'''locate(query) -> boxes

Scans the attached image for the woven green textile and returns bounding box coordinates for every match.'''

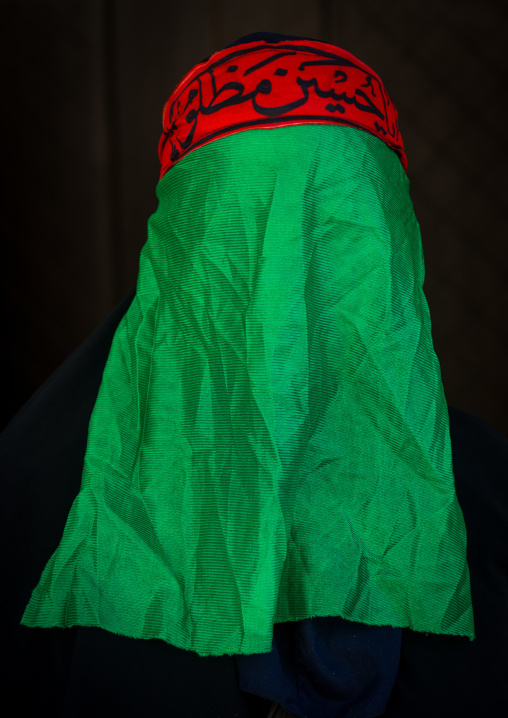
[22,125,474,655]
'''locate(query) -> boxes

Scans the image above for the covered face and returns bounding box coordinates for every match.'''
[22,36,473,656]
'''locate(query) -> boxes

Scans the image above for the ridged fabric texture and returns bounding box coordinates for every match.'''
[22,124,474,655]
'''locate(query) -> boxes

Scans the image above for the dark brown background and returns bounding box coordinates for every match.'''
[2,0,507,435]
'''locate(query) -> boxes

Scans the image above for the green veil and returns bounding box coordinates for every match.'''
[22,124,474,655]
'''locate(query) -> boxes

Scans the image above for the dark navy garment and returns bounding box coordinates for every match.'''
[226,31,312,47]
[237,618,401,718]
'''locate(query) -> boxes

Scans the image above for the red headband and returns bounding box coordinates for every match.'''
[159,39,407,178]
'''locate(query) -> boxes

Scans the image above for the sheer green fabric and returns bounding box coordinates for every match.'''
[22,125,474,655]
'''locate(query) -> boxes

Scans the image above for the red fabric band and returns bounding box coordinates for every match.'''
[159,39,407,178]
